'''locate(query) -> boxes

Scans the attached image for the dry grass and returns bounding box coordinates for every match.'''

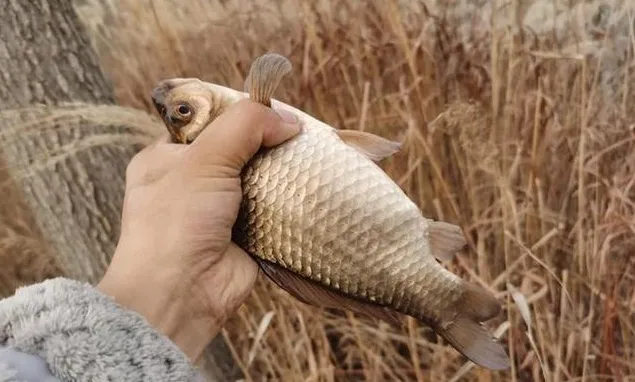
[0,102,163,292]
[0,159,62,295]
[71,0,635,380]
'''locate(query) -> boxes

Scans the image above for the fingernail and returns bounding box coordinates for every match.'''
[275,109,299,124]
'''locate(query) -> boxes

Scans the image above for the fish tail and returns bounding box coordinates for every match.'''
[435,281,510,370]
[455,280,502,321]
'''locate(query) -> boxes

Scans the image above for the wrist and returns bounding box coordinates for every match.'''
[97,256,219,362]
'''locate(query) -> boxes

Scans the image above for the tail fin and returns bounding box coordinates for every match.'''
[437,281,509,370]
[458,281,502,322]
[437,316,510,370]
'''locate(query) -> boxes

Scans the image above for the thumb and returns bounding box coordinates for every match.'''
[186,99,301,176]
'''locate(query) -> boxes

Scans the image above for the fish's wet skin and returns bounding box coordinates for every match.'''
[151,53,510,370]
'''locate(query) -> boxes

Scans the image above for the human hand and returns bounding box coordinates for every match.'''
[97,99,302,362]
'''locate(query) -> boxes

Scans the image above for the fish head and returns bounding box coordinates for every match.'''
[152,53,297,144]
[150,78,245,144]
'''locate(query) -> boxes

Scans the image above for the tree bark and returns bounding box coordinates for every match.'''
[0,1,240,380]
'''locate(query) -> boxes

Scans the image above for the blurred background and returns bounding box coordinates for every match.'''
[0,0,634,380]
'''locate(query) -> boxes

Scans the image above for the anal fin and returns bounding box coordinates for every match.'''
[256,258,403,327]
[429,221,467,262]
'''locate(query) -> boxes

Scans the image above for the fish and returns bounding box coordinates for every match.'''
[150,53,510,370]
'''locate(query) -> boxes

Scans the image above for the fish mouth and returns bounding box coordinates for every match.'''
[151,90,166,115]
[150,81,175,119]
[182,128,202,144]
[153,101,167,121]
[151,83,182,142]
[165,124,199,144]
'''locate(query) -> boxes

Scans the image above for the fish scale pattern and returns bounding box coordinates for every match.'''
[235,121,465,322]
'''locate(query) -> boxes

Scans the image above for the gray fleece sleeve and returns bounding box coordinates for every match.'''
[0,278,206,382]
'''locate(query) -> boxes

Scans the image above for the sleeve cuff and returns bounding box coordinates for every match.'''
[0,277,204,381]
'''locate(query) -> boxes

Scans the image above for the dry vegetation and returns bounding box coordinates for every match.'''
[43,0,635,380]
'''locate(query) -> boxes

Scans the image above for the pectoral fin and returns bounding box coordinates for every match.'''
[336,129,402,161]
[256,258,403,327]
[428,221,467,262]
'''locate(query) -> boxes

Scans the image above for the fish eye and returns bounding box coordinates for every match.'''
[176,104,191,117]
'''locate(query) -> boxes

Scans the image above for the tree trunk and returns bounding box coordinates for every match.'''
[0,1,240,380]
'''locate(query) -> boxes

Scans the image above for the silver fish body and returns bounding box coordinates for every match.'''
[234,103,463,323]
[151,53,510,370]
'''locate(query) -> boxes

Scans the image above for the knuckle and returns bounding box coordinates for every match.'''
[125,152,146,181]
[126,145,157,180]
[126,142,185,185]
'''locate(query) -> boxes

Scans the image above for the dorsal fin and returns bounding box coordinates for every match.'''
[244,54,402,163]
[244,53,292,107]
[428,221,467,262]
[336,129,401,161]
[256,258,403,327]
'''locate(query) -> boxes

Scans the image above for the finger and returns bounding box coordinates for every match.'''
[224,242,260,288]
[217,242,259,311]
[263,108,302,147]
[197,242,259,320]
[186,99,302,176]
